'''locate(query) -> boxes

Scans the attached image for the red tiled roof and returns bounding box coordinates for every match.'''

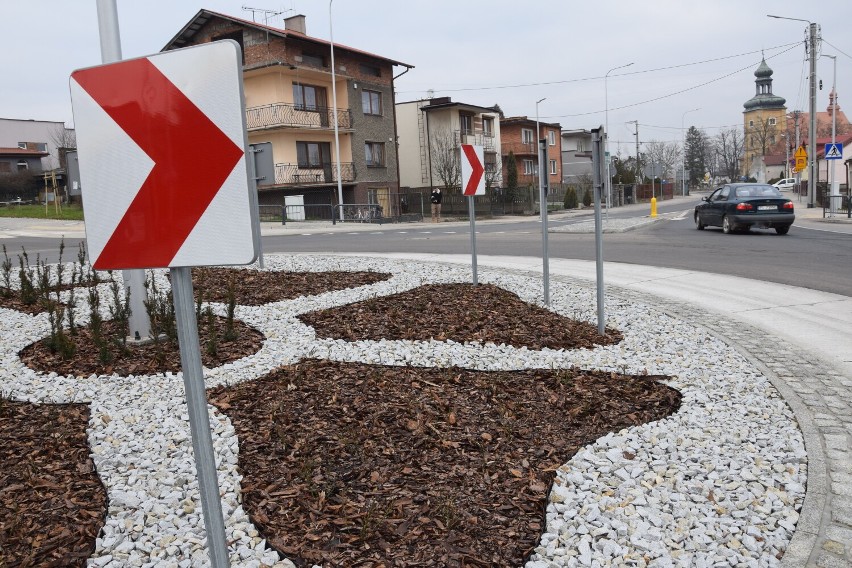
[164,9,414,69]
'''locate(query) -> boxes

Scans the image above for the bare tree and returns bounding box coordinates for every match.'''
[429,127,461,191]
[714,127,745,182]
[746,116,778,158]
[484,153,502,191]
[49,125,76,171]
[644,140,680,180]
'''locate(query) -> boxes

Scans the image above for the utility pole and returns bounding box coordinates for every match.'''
[628,120,640,182]
[807,22,819,208]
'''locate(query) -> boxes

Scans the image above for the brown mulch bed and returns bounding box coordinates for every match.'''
[299,283,622,350]
[19,316,265,377]
[0,290,54,315]
[0,400,107,567]
[3,267,677,566]
[192,267,392,305]
[209,360,681,567]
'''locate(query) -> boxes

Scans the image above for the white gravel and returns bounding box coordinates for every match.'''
[0,254,806,567]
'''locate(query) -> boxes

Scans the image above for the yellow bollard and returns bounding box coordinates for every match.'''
[651,197,657,217]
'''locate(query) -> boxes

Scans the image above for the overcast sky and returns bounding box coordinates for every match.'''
[3,1,851,156]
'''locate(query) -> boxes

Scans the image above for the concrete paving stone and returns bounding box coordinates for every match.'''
[832,505,852,528]
[833,483,852,497]
[815,552,852,568]
[825,525,852,545]
[823,540,848,556]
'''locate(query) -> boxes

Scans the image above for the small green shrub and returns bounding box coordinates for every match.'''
[563,187,578,209]
[582,188,592,207]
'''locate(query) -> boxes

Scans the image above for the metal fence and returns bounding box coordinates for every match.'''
[245,103,352,131]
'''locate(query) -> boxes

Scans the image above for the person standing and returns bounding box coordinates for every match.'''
[430,187,442,223]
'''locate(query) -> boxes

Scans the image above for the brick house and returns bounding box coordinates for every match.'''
[163,10,413,216]
[499,116,562,190]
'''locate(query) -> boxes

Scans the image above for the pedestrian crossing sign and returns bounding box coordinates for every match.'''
[825,143,843,160]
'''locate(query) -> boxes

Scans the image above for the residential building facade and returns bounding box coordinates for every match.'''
[561,129,593,186]
[396,97,502,192]
[164,10,412,215]
[499,117,562,191]
[0,118,74,200]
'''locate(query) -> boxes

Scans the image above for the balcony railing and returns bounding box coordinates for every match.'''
[501,141,538,156]
[454,130,496,150]
[246,103,352,131]
[272,162,355,185]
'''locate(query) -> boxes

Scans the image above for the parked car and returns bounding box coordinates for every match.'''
[773,178,796,191]
[694,183,795,235]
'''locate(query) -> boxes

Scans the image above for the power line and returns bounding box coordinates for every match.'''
[821,38,852,60]
[396,41,801,95]
[545,44,800,119]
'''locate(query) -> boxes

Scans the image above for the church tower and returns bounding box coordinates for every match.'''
[743,57,787,178]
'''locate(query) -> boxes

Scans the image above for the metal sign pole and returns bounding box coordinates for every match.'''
[591,127,606,336]
[247,145,265,269]
[171,267,230,567]
[95,0,151,342]
[468,195,478,285]
[538,139,550,306]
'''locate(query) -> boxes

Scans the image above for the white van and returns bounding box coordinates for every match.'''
[773,178,796,191]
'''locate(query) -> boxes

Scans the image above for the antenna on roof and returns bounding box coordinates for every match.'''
[426,89,435,99]
[241,5,293,26]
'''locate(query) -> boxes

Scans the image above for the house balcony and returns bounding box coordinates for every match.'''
[271,162,356,186]
[454,130,496,151]
[246,103,353,132]
[502,141,538,156]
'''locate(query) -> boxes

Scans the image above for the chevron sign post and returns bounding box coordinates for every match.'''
[460,143,485,284]
[70,40,258,567]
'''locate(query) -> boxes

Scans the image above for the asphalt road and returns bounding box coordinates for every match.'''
[259,198,852,297]
[3,196,850,296]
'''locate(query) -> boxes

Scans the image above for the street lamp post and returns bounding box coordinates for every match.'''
[768,15,819,208]
[329,0,344,212]
[536,97,546,221]
[823,54,838,214]
[605,62,634,214]
[681,107,700,196]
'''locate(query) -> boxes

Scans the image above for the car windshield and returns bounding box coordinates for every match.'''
[734,186,782,198]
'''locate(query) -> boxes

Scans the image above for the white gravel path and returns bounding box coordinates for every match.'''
[0,254,805,567]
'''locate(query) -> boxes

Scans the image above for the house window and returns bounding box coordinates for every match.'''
[749,120,754,127]
[296,141,330,168]
[365,142,385,167]
[359,63,381,77]
[484,152,497,172]
[459,113,473,136]
[576,140,586,152]
[521,128,534,144]
[17,142,27,149]
[362,90,382,115]
[769,117,777,126]
[293,83,327,111]
[483,117,494,137]
[17,160,28,171]
[548,131,556,146]
[550,159,557,175]
[523,159,535,175]
[301,52,325,68]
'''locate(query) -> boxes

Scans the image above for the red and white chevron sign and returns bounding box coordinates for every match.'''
[461,144,485,196]
[70,41,257,270]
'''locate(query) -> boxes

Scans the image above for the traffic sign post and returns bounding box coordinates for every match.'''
[460,144,484,285]
[825,143,843,160]
[794,146,807,174]
[71,40,258,568]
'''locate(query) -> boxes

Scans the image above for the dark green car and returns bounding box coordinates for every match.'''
[695,183,795,235]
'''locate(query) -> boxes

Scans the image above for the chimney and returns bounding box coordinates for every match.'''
[284,14,306,34]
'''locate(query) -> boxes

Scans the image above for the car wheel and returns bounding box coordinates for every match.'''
[695,212,705,230]
[722,215,734,234]
[775,225,790,235]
